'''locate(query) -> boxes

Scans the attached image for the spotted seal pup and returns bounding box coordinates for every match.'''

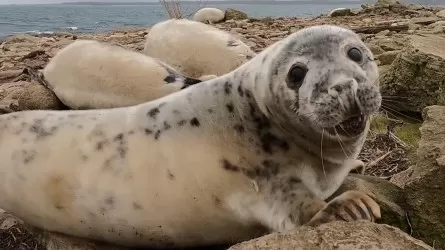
[143,18,256,79]
[0,25,381,248]
[38,39,211,110]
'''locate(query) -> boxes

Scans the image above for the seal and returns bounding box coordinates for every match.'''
[193,7,226,24]
[39,39,206,110]
[0,25,382,248]
[143,18,256,79]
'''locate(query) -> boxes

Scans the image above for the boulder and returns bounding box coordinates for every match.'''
[0,81,30,114]
[436,9,445,18]
[225,8,248,21]
[228,221,433,250]
[391,105,445,249]
[17,83,66,111]
[379,34,445,113]
[328,8,353,17]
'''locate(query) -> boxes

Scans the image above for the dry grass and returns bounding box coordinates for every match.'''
[158,0,208,19]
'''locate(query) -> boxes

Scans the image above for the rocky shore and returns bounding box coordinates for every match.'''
[1,0,445,249]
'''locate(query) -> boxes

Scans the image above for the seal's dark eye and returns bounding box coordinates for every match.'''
[287,64,307,88]
[347,47,363,63]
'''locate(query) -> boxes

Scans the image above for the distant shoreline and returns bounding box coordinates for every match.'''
[58,1,365,5]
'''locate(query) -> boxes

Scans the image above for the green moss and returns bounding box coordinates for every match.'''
[369,114,389,134]
[394,123,422,149]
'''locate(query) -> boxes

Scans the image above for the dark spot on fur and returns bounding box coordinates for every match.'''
[234,124,245,134]
[155,130,161,140]
[227,40,238,47]
[221,159,240,172]
[260,133,290,154]
[173,110,180,115]
[104,196,115,208]
[237,84,244,97]
[167,170,175,180]
[144,128,153,135]
[207,108,214,114]
[96,140,108,151]
[190,118,200,127]
[148,108,160,119]
[213,196,222,206]
[226,103,234,113]
[133,202,143,210]
[224,82,232,95]
[177,120,186,126]
[164,75,176,83]
[163,121,171,130]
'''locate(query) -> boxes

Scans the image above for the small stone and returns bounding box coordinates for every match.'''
[376,29,391,37]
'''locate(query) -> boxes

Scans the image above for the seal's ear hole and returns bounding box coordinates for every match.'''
[286,63,308,89]
[347,47,363,63]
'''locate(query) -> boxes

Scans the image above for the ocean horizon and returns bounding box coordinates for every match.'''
[0,1,443,40]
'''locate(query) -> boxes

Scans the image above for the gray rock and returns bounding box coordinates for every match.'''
[228,221,433,250]
[379,34,445,113]
[391,105,445,249]
[225,8,248,20]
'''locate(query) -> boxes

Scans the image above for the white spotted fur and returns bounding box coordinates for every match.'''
[143,18,256,78]
[0,25,381,248]
[42,39,204,109]
[193,7,225,24]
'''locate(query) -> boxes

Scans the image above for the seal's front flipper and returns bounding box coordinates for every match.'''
[304,190,381,227]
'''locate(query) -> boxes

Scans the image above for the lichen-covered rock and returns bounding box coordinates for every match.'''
[329,174,411,233]
[228,221,433,250]
[18,83,66,111]
[391,105,445,249]
[379,34,445,113]
[225,8,248,20]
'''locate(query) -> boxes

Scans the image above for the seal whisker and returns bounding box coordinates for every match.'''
[320,128,328,183]
[380,104,422,122]
[334,127,353,159]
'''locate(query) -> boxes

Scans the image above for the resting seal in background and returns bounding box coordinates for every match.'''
[0,25,381,248]
[143,18,256,79]
[38,39,210,110]
[193,7,226,24]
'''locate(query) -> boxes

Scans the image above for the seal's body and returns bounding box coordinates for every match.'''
[41,39,203,109]
[193,7,226,24]
[0,25,381,248]
[143,19,256,79]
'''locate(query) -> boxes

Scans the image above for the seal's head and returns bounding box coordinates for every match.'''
[262,25,381,139]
